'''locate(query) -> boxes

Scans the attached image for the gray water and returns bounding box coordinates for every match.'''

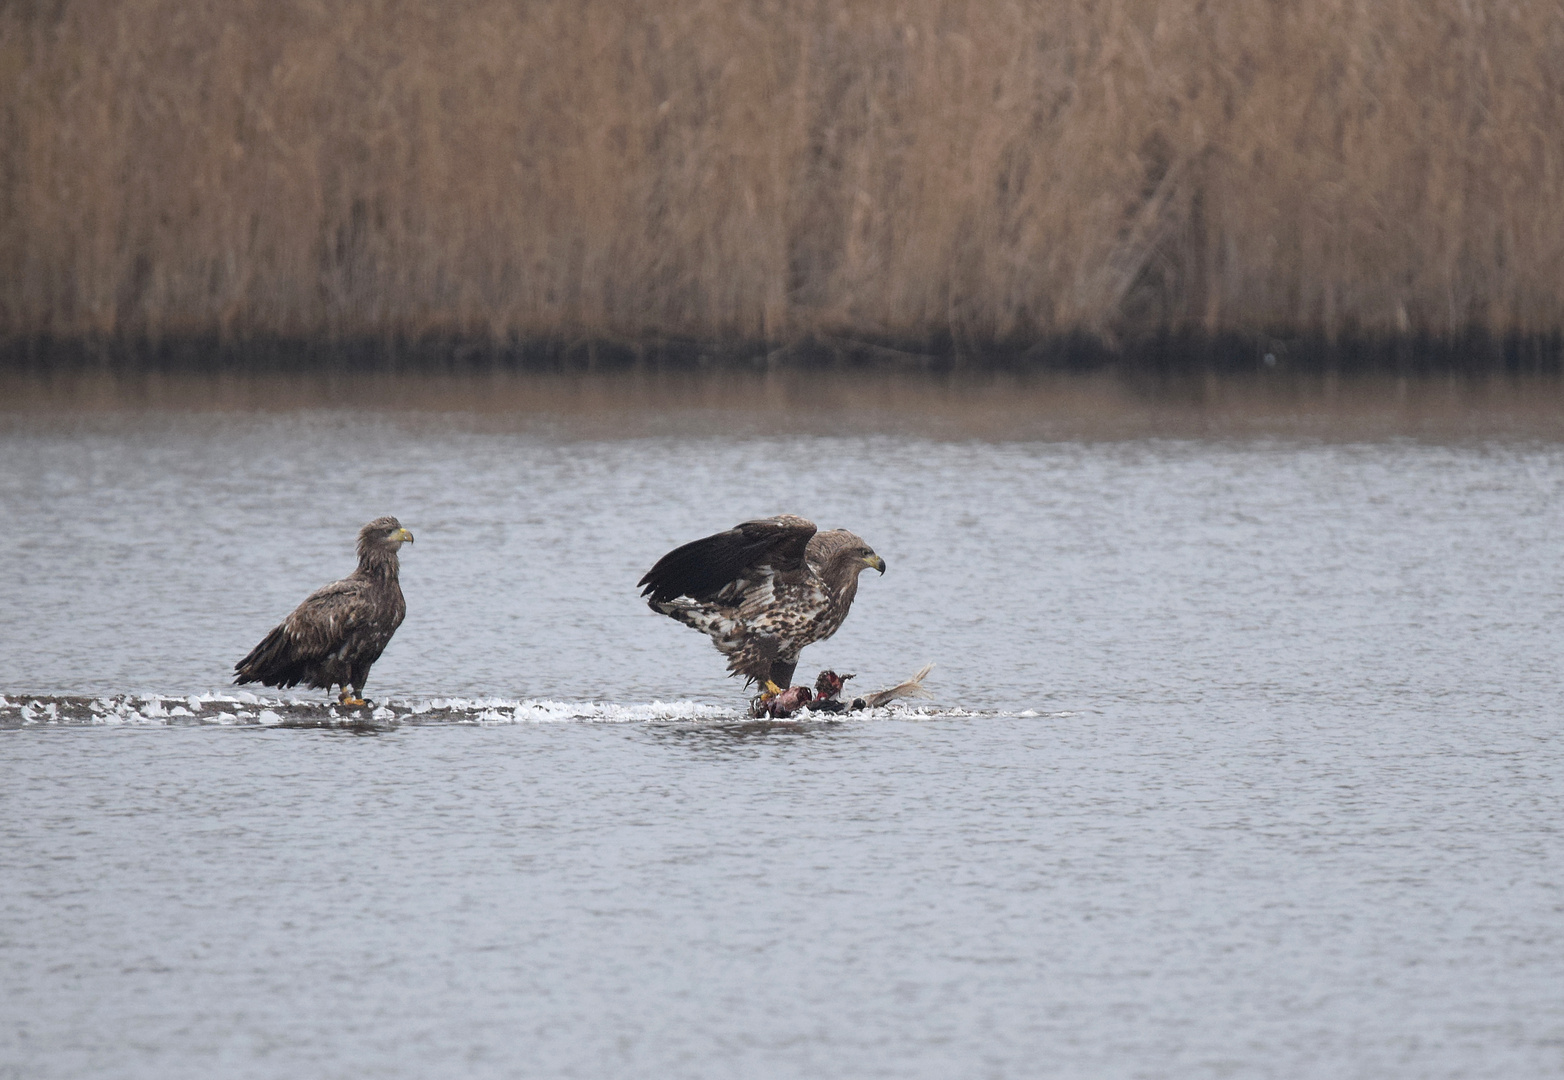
[2,374,1562,1077]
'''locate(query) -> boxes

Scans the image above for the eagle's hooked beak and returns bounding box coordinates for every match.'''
[396,527,415,544]
[863,553,886,574]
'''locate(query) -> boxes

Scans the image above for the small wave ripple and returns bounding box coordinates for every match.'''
[0,693,981,728]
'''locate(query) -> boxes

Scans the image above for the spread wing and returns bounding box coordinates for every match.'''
[638,515,817,604]
[234,577,392,686]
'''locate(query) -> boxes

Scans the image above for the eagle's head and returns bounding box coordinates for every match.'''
[357,516,415,559]
[828,536,886,575]
[810,530,886,591]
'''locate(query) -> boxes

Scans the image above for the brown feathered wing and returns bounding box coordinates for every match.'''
[234,577,406,692]
[638,516,816,605]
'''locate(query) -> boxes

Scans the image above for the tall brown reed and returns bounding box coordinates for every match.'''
[2,0,1562,346]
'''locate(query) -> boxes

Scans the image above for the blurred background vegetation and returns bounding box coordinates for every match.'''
[2,0,1562,370]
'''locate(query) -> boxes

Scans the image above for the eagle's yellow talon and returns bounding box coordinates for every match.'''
[761,680,783,699]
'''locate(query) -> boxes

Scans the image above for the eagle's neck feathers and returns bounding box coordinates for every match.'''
[820,556,862,609]
[354,546,401,583]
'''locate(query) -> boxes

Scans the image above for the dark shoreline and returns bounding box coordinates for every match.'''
[5,357,1561,444]
[3,328,1562,377]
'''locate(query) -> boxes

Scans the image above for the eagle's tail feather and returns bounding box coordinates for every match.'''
[234,625,312,688]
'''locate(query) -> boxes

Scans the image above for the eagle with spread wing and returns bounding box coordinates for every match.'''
[638,515,886,694]
[234,517,413,706]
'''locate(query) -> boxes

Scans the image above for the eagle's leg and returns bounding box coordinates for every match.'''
[339,663,373,708]
[767,659,798,692]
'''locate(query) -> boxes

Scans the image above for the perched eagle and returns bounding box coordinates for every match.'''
[234,517,414,706]
[638,515,886,693]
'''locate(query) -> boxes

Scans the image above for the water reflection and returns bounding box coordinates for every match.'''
[4,368,1563,442]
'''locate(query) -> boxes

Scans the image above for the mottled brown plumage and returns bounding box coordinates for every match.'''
[638,515,886,690]
[234,517,413,705]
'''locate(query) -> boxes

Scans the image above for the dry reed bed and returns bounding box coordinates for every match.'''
[2,0,1562,347]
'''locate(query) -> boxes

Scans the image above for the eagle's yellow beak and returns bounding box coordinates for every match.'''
[396,528,415,544]
[863,553,886,574]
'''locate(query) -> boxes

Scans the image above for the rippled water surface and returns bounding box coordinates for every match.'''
[3,373,1562,1078]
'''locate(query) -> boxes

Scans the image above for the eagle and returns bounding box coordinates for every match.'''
[638,515,886,694]
[234,516,414,706]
